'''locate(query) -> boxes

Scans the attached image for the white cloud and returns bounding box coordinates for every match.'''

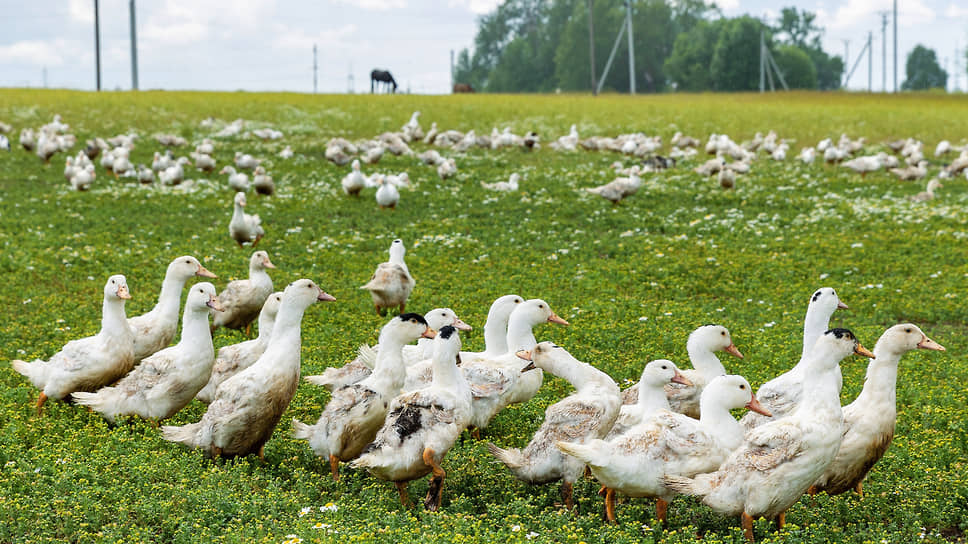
[273,24,358,51]
[69,0,94,23]
[945,3,968,18]
[820,0,935,31]
[448,0,502,15]
[333,0,406,10]
[714,0,740,11]
[0,39,69,66]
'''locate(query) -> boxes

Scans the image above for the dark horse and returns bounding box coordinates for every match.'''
[370,69,398,93]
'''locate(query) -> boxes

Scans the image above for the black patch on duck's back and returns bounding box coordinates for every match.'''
[398,313,428,325]
[392,404,424,439]
[826,328,855,340]
[438,325,457,339]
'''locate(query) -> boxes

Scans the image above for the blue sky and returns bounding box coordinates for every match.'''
[0,0,966,93]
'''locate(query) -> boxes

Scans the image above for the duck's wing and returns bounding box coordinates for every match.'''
[362,263,408,292]
[461,361,513,399]
[543,397,608,441]
[737,420,805,472]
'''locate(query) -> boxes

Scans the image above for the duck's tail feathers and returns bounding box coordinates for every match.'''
[11,359,49,389]
[161,423,202,448]
[486,442,525,470]
[662,474,706,496]
[555,440,597,466]
[290,418,315,441]
[585,187,602,195]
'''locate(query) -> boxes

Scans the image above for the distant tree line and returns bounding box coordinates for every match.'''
[453,1,845,93]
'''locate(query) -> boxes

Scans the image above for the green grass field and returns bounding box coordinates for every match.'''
[1,90,966,544]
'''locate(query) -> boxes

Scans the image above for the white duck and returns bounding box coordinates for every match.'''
[459,294,524,362]
[162,279,335,459]
[910,178,942,201]
[341,159,366,196]
[252,166,275,195]
[586,167,642,204]
[229,192,265,247]
[73,283,223,424]
[481,173,520,192]
[70,164,96,191]
[233,152,260,170]
[278,145,294,159]
[810,324,944,498]
[487,342,620,510]
[461,299,569,435]
[304,307,471,391]
[352,325,471,510]
[605,360,691,440]
[12,275,135,414]
[437,158,457,180]
[128,256,216,363]
[361,239,415,315]
[621,325,744,419]
[561,375,771,523]
[220,166,250,192]
[291,313,434,480]
[211,251,275,336]
[196,291,283,403]
[664,329,874,542]
[375,176,400,209]
[741,287,848,430]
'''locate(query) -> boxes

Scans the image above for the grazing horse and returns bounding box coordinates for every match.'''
[453,83,474,93]
[371,70,398,93]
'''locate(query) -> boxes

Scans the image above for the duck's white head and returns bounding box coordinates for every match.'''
[688,325,743,359]
[639,359,691,389]
[168,255,216,281]
[250,250,276,271]
[874,324,945,357]
[809,328,875,370]
[352,159,360,171]
[703,374,771,415]
[282,279,336,311]
[424,308,472,332]
[186,282,223,314]
[808,287,848,315]
[261,291,284,320]
[233,192,247,207]
[516,341,568,372]
[381,312,435,344]
[487,294,523,321]
[509,173,521,184]
[927,178,943,191]
[510,299,569,328]
[105,274,131,301]
[388,238,406,260]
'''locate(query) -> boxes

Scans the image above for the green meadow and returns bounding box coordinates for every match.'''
[0,90,966,543]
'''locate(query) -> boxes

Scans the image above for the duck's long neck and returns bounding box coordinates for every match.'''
[483,311,510,355]
[101,297,130,339]
[698,398,744,450]
[372,334,409,391]
[254,311,276,349]
[637,383,671,414]
[852,349,900,409]
[432,350,465,391]
[179,308,214,354]
[687,344,725,380]
[232,203,245,222]
[548,355,607,393]
[248,266,272,291]
[801,305,832,361]
[264,306,307,375]
[795,352,843,416]
[153,272,187,321]
[506,316,538,353]
[388,248,409,275]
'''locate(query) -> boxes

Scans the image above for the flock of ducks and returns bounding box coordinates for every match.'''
[4,112,960,541]
[9,236,946,540]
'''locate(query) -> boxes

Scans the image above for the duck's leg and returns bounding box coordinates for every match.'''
[855,481,864,499]
[329,455,340,481]
[245,323,253,338]
[561,481,574,511]
[252,234,263,247]
[422,448,446,511]
[471,428,481,440]
[394,482,411,508]
[36,392,48,416]
[655,498,668,523]
[604,488,616,524]
[212,446,223,459]
[776,512,785,530]
[741,512,755,542]
[398,303,406,314]
[257,446,265,462]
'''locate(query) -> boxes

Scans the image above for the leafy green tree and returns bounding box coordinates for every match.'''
[902,44,947,90]
[664,19,725,91]
[774,45,817,89]
[710,16,770,91]
[772,6,842,89]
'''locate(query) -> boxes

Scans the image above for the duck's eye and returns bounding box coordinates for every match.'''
[661,365,668,370]
[516,299,522,303]
[905,328,912,333]
[411,319,417,324]
[740,384,746,390]
[721,331,726,336]
[539,304,544,309]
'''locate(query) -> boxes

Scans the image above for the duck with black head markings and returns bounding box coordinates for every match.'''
[292,313,433,480]
[352,325,471,511]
